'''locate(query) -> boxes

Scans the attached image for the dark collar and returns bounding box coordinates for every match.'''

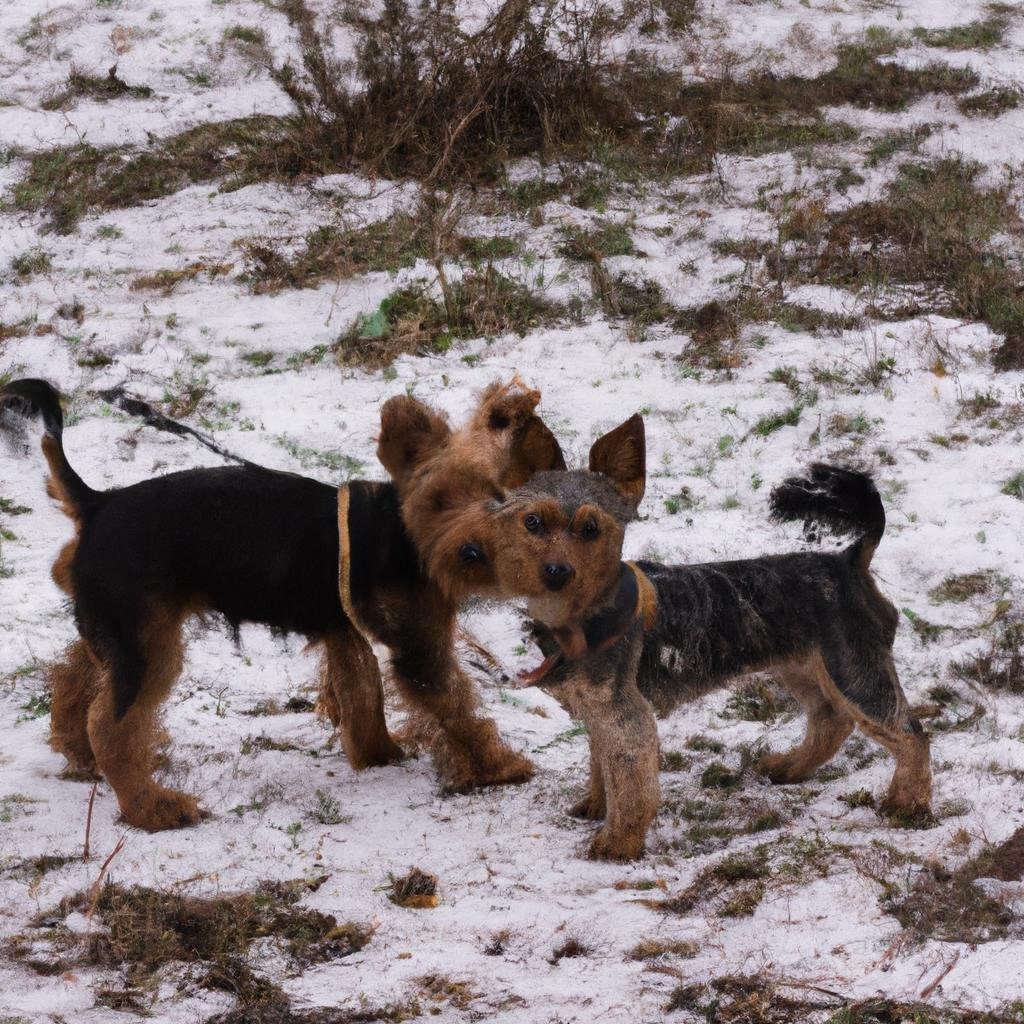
[517,563,656,686]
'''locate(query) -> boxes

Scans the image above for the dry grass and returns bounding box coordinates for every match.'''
[722,677,794,723]
[7,878,373,1019]
[757,159,1024,369]
[881,842,1022,944]
[548,934,592,963]
[639,44,975,174]
[131,261,232,295]
[240,213,431,294]
[958,85,1023,117]
[662,847,770,917]
[557,220,635,262]
[912,10,1012,50]
[388,867,439,909]
[627,937,698,960]
[335,268,565,367]
[207,999,422,1024]
[40,64,152,110]
[11,3,987,233]
[929,571,998,603]
[416,973,477,1009]
[665,973,1024,1023]
[952,613,1024,695]
[12,117,301,233]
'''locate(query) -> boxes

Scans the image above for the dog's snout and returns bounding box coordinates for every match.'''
[542,563,575,591]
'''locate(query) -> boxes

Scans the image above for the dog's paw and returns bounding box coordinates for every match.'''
[121,787,206,831]
[879,798,937,830]
[756,751,810,785]
[479,750,535,787]
[587,827,645,862]
[568,795,606,820]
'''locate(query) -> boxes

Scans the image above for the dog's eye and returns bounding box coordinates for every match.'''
[458,543,484,564]
[580,520,599,538]
[524,513,542,533]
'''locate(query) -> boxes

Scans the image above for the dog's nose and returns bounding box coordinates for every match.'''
[542,563,575,591]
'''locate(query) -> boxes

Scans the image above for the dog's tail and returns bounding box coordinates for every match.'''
[769,462,885,571]
[0,378,100,521]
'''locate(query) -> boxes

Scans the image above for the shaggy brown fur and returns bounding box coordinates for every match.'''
[2,378,560,830]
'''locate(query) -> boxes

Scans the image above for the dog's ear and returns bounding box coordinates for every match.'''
[474,378,566,487]
[503,417,567,487]
[377,395,451,489]
[473,378,542,434]
[588,414,646,508]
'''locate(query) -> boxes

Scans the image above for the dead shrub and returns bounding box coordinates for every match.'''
[599,272,674,323]
[13,3,985,234]
[674,300,742,369]
[276,0,631,183]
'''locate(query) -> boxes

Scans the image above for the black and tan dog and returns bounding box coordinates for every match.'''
[0,378,563,830]
[395,414,931,861]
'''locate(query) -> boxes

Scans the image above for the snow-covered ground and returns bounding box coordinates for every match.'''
[2,1,1024,1020]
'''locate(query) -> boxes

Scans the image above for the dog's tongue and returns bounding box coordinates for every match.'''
[515,625,587,687]
[515,651,562,687]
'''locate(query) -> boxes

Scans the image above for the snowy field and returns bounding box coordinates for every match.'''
[2,0,1024,1021]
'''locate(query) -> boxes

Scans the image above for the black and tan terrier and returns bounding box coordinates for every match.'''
[400,414,931,861]
[0,377,562,831]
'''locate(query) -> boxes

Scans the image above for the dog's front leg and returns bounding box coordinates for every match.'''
[568,740,606,821]
[570,679,660,862]
[375,590,534,790]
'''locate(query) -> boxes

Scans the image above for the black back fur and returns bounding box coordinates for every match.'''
[0,378,403,719]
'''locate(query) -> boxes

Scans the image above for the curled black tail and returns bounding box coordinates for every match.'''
[0,378,98,519]
[769,462,884,569]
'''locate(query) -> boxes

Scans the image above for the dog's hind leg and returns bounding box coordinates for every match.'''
[757,657,855,784]
[859,714,932,821]
[819,650,932,819]
[319,623,404,768]
[86,608,203,831]
[49,639,103,777]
